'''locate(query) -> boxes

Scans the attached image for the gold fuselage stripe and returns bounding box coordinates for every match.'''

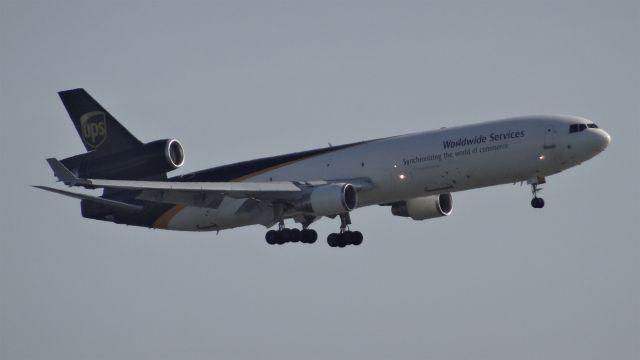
[153,204,188,229]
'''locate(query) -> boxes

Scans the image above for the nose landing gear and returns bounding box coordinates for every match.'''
[529,177,545,209]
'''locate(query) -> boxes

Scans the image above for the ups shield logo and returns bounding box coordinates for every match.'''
[79,111,107,148]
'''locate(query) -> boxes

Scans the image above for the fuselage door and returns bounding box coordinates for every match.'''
[543,125,556,149]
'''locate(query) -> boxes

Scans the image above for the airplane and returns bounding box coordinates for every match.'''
[37,88,611,247]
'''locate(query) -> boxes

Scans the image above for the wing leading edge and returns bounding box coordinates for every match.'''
[43,158,303,203]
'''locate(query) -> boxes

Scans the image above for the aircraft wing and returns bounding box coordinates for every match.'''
[42,158,373,208]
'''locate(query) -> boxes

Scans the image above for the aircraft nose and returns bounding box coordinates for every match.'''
[591,129,611,153]
[598,129,611,149]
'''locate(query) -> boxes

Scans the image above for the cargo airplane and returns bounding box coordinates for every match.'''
[37,89,611,247]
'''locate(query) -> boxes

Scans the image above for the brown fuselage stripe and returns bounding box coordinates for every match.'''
[231,155,318,182]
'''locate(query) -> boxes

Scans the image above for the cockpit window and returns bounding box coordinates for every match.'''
[569,124,588,133]
[587,123,598,129]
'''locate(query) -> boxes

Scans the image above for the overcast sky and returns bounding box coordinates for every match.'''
[1,1,638,359]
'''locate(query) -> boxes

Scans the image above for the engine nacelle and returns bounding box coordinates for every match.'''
[162,139,186,169]
[63,138,185,180]
[391,194,453,220]
[295,183,358,216]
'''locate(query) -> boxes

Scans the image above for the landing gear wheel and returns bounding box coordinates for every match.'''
[340,231,352,246]
[280,228,293,243]
[352,231,363,246]
[327,233,339,247]
[301,229,317,244]
[265,230,278,245]
[531,197,545,209]
[290,228,301,242]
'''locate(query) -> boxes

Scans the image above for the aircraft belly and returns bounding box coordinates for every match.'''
[165,206,210,231]
[166,198,275,231]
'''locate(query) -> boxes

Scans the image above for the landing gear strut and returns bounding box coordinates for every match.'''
[265,221,317,245]
[529,177,545,209]
[327,213,363,247]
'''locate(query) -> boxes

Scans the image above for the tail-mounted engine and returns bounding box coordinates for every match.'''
[61,139,185,180]
[391,193,453,220]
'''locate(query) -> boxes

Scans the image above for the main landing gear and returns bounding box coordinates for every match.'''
[327,213,363,248]
[529,177,545,209]
[265,228,318,245]
[265,214,364,247]
[265,221,317,245]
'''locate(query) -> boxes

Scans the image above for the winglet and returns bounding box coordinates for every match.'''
[45,158,85,186]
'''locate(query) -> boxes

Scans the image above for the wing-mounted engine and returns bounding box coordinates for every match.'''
[391,193,452,220]
[295,183,358,216]
[61,139,185,180]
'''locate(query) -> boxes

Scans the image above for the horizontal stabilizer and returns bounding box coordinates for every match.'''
[33,185,143,212]
[46,158,83,185]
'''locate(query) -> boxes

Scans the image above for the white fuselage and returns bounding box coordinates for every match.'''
[167,115,610,231]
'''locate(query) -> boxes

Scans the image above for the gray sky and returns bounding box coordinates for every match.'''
[1,1,638,359]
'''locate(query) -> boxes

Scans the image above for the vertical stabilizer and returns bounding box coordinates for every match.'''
[58,88,142,153]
